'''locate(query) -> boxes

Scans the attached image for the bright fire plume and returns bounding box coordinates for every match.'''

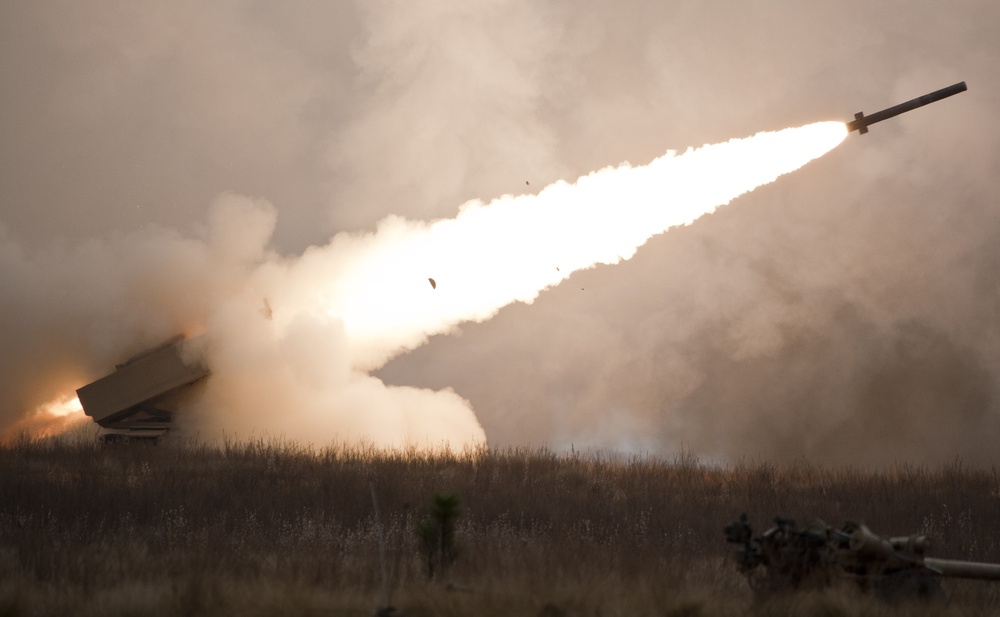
[304,121,848,369]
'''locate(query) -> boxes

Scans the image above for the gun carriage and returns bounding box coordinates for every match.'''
[725,514,1000,600]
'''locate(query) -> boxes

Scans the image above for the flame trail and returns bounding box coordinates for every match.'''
[299,122,848,369]
[188,121,846,448]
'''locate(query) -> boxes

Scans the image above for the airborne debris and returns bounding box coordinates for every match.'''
[428,277,437,289]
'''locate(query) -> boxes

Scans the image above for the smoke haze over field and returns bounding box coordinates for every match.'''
[2,1,999,464]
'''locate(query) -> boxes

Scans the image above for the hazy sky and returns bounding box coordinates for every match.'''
[2,1,998,464]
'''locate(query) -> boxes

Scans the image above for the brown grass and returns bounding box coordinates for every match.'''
[2,433,999,616]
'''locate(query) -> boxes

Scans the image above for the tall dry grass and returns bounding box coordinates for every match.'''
[2,434,999,616]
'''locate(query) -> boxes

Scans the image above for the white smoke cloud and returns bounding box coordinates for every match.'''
[3,0,999,463]
[326,0,565,230]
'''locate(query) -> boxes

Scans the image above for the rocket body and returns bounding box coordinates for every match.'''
[846,82,967,135]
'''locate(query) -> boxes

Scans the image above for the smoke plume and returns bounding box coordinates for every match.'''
[3,0,999,463]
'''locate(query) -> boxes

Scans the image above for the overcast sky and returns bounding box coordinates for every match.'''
[2,1,998,464]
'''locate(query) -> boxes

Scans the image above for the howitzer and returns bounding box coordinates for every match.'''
[724,514,1000,599]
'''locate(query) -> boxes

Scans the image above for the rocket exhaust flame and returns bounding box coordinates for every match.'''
[318,122,848,370]
[6,122,848,448]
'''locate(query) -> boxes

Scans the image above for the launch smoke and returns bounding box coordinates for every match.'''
[1,122,847,449]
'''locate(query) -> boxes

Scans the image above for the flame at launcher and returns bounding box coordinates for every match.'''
[0,394,88,443]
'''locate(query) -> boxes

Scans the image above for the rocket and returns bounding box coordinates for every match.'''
[846,81,967,135]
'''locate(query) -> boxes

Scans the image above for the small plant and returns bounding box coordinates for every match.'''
[415,492,461,580]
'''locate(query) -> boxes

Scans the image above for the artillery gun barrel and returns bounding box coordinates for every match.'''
[924,558,1000,580]
[726,514,1000,597]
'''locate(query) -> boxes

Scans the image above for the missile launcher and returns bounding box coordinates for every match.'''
[76,335,208,442]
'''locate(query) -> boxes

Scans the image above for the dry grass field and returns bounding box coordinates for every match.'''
[2,433,1000,616]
